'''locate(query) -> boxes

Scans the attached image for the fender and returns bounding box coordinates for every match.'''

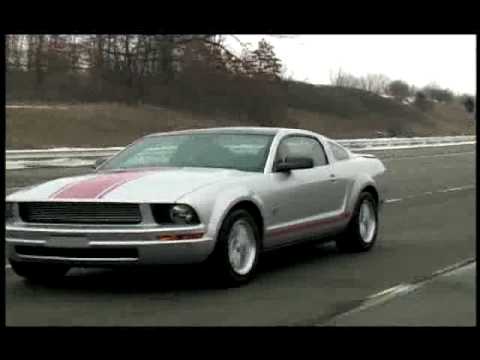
[207,186,267,242]
[345,173,378,216]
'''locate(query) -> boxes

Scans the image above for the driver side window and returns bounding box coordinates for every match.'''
[275,136,328,167]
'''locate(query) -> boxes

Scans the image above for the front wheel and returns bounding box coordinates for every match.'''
[207,209,261,287]
[9,259,70,283]
[336,192,378,252]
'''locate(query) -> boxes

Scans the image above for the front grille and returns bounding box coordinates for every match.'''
[15,246,139,259]
[18,202,142,224]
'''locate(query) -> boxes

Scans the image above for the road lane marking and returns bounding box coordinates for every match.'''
[435,185,474,192]
[365,284,411,298]
[439,185,475,193]
[440,187,462,192]
[318,258,476,326]
[437,185,475,193]
[357,283,422,309]
[385,198,403,203]
[382,151,475,161]
[6,105,69,110]
[385,184,475,204]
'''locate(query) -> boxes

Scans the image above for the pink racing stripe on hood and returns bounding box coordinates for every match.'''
[50,171,152,199]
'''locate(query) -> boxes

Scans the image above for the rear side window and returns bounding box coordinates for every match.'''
[329,141,350,161]
[276,136,328,167]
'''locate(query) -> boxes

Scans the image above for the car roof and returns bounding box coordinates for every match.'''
[146,127,327,139]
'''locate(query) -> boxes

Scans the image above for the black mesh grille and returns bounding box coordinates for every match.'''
[19,202,142,224]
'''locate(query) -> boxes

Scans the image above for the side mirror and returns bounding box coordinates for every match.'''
[275,157,314,172]
[92,158,106,169]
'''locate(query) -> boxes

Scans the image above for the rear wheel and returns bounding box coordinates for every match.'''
[9,259,70,283]
[336,192,378,252]
[208,209,260,287]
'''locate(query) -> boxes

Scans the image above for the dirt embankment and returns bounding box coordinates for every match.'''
[6,89,475,149]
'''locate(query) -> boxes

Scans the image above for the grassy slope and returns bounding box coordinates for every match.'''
[6,85,475,149]
[286,83,473,138]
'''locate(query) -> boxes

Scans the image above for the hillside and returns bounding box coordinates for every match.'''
[6,84,475,149]
[285,83,474,138]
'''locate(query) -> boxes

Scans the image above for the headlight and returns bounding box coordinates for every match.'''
[5,202,15,221]
[169,204,199,225]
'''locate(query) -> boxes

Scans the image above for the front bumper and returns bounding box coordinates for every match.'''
[6,223,215,266]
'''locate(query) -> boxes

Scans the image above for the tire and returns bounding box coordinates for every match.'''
[336,192,378,252]
[207,209,261,287]
[9,259,70,283]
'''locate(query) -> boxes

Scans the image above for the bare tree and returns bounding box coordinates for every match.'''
[7,35,288,119]
[5,35,11,70]
[6,35,25,70]
[330,69,361,88]
[251,39,283,80]
[361,74,390,95]
[34,35,46,90]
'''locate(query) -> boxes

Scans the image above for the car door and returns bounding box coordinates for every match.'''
[264,135,345,248]
[326,140,353,213]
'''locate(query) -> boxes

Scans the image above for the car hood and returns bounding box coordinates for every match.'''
[7,167,252,203]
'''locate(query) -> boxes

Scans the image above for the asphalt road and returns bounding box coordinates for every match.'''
[329,262,475,326]
[5,144,476,326]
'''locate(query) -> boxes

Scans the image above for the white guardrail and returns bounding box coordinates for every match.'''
[5,136,476,161]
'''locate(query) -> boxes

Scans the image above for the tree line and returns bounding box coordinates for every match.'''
[6,35,286,125]
[330,68,475,113]
[6,35,475,119]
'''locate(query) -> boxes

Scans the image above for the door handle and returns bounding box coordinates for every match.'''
[329,174,337,182]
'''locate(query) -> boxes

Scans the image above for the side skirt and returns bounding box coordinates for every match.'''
[261,227,345,253]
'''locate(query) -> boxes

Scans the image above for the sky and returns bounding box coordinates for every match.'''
[224,35,476,95]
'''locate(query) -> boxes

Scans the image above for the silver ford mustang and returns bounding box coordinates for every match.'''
[6,127,387,286]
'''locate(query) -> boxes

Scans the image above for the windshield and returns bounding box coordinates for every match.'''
[99,133,274,172]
